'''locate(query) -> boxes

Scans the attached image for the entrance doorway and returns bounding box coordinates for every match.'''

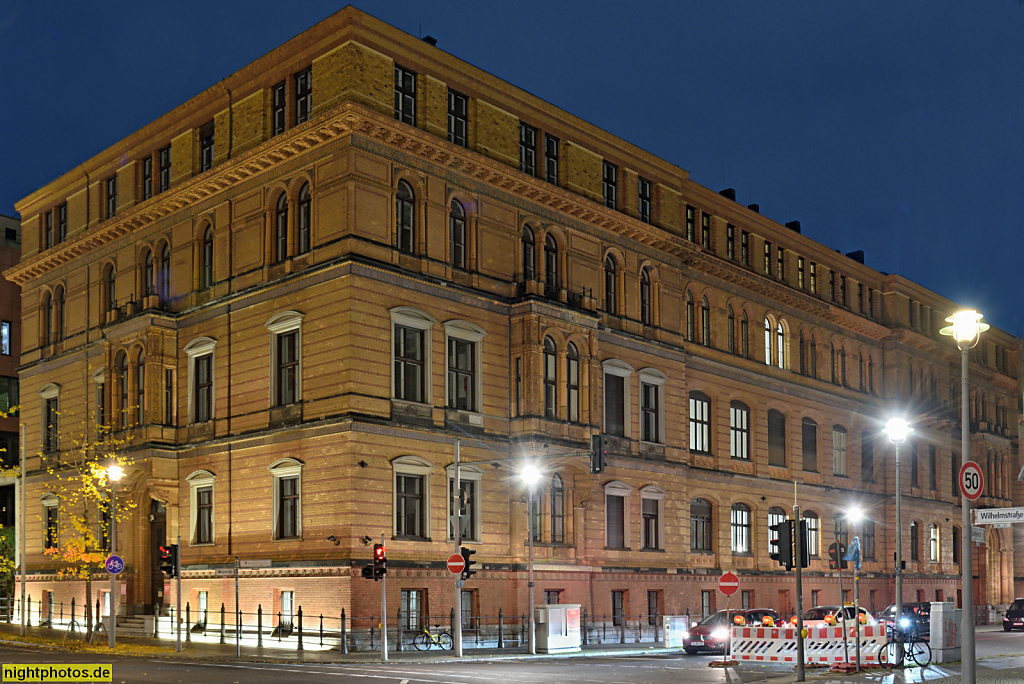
[149,500,166,612]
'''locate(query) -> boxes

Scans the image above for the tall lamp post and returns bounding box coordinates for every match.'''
[883,417,912,645]
[940,309,989,684]
[843,506,863,672]
[520,464,541,655]
[106,464,123,649]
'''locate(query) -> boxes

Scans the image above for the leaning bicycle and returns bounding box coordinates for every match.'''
[880,623,931,668]
[413,625,454,650]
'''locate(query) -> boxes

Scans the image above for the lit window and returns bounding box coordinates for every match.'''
[269,458,303,540]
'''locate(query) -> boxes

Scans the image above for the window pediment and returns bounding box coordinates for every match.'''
[184,336,217,358]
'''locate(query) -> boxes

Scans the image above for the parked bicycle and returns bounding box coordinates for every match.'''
[413,625,453,651]
[880,622,931,668]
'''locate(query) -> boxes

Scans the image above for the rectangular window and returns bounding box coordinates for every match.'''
[638,178,651,223]
[272,81,286,136]
[606,494,625,548]
[295,67,312,125]
[642,498,658,550]
[701,591,712,619]
[280,591,294,627]
[0,377,18,414]
[730,404,750,460]
[952,453,961,498]
[447,89,468,147]
[867,288,874,317]
[689,394,710,453]
[778,247,785,280]
[57,203,67,243]
[604,373,625,437]
[641,382,659,443]
[741,591,751,610]
[194,354,213,423]
[833,428,847,477]
[544,590,561,605]
[196,486,213,544]
[45,505,58,549]
[767,411,786,467]
[394,66,416,125]
[277,475,299,539]
[764,241,772,275]
[840,275,847,306]
[802,420,818,472]
[164,368,173,426]
[648,591,660,624]
[461,590,474,626]
[44,397,59,453]
[612,591,625,626]
[810,263,818,294]
[811,590,820,608]
[448,478,478,542]
[701,213,710,249]
[396,474,424,538]
[519,123,536,175]
[929,446,937,490]
[276,331,299,406]
[741,231,750,266]
[142,157,153,200]
[394,326,425,403]
[401,590,423,630]
[514,357,522,417]
[447,338,476,412]
[798,257,805,289]
[545,134,559,184]
[159,146,172,193]
[44,211,53,249]
[686,206,695,242]
[105,176,117,218]
[861,432,874,483]
[910,444,919,487]
[726,225,735,260]
[95,382,105,434]
[199,120,214,172]
[602,161,617,209]
[862,520,875,559]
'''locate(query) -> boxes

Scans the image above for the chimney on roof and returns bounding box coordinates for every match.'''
[719,188,736,201]
[785,220,801,233]
[422,35,438,46]
[747,203,759,213]
[846,250,865,264]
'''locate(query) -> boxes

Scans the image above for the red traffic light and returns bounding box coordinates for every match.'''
[374,544,386,561]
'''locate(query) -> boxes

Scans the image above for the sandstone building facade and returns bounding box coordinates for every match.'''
[9,7,1021,629]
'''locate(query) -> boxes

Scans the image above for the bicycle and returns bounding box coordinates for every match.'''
[880,623,931,668]
[413,625,453,651]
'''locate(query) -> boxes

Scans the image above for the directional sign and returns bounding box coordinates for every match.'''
[239,559,272,569]
[446,553,466,575]
[104,555,124,575]
[214,568,236,577]
[974,507,1024,525]
[959,461,984,501]
[719,571,739,597]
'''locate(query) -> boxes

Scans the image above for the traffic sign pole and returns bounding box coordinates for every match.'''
[109,486,116,650]
[961,348,978,684]
[453,440,463,658]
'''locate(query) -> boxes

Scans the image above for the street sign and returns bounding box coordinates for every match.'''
[971,526,985,544]
[974,507,1024,525]
[214,568,236,577]
[239,559,272,568]
[959,461,984,501]
[446,553,466,575]
[719,571,739,596]
[104,555,124,575]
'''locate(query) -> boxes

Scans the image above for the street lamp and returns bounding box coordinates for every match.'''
[106,464,123,649]
[940,309,989,684]
[844,506,863,672]
[519,464,541,655]
[883,416,912,649]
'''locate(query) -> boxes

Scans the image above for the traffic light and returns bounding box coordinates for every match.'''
[769,520,793,570]
[361,565,374,579]
[797,520,810,568]
[373,543,387,579]
[159,544,178,578]
[590,434,607,474]
[460,546,477,581]
[828,542,848,570]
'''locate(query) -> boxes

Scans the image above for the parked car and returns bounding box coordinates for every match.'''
[1003,598,1024,632]
[683,609,782,655]
[878,602,931,639]
[796,605,875,629]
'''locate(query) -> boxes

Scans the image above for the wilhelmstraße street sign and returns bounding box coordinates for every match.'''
[974,507,1024,525]
[239,559,272,568]
[214,568,236,577]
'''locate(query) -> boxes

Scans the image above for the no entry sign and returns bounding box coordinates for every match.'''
[446,553,466,575]
[719,571,739,596]
[960,461,984,501]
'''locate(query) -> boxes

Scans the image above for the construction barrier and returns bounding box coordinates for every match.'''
[730,624,887,666]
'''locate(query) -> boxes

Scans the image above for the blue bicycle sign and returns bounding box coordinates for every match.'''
[104,555,124,574]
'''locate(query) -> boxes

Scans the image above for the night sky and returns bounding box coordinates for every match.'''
[2,2,1022,336]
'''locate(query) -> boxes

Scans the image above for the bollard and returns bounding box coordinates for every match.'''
[277,612,282,642]
[396,609,403,652]
[340,609,347,654]
[297,607,303,651]
[154,604,159,639]
[450,607,455,635]
[602,614,607,642]
[620,615,625,644]
[370,615,375,650]
[26,596,31,627]
[70,599,76,633]
[582,609,588,646]
[186,603,191,642]
[636,613,641,643]
[498,609,504,649]
[257,605,263,648]
[319,614,323,647]
[96,599,101,632]
[220,603,226,644]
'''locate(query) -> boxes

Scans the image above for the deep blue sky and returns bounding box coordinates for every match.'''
[2,2,1022,336]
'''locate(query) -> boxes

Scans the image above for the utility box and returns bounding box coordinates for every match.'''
[535,603,582,653]
[929,601,961,663]
[662,615,691,647]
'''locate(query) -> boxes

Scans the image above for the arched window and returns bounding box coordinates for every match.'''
[858,353,865,391]
[544,234,558,291]
[689,391,711,453]
[566,343,579,423]
[741,311,749,357]
[144,250,155,297]
[685,292,694,341]
[803,511,819,556]
[159,244,170,303]
[730,401,750,460]
[521,226,535,281]
[840,347,847,386]
[701,296,710,347]
[929,523,939,562]
[550,474,565,544]
[802,417,818,472]
[799,331,806,374]
[543,336,557,419]
[727,306,736,354]
[136,350,145,425]
[105,265,116,313]
[910,521,919,561]
[449,200,466,269]
[640,267,651,325]
[832,425,848,477]
[42,293,53,344]
[55,287,65,342]
[830,342,838,384]
[116,352,129,430]
[201,226,214,289]
[604,255,617,313]
[275,194,288,263]
[809,337,817,377]
[297,182,311,255]
[396,181,415,254]
[768,506,787,551]
[690,498,712,551]
[767,409,786,467]
[731,503,751,553]
[764,317,772,364]
[777,322,784,368]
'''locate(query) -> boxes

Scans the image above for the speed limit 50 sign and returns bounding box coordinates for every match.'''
[959,461,984,501]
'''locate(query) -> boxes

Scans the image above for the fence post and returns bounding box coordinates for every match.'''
[220,603,226,644]
[340,608,347,654]
[277,612,282,642]
[395,608,402,652]
[186,602,191,642]
[297,607,303,651]
[370,615,375,650]
[602,614,607,642]
[70,598,76,633]
[5,597,9,624]
[620,615,626,644]
[582,609,588,646]
[520,614,525,644]
[257,605,263,648]
[319,614,323,647]
[498,609,504,649]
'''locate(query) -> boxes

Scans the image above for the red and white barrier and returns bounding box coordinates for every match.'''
[730,624,887,665]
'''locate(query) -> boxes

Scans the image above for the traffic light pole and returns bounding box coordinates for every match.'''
[176,536,182,652]
[453,440,463,658]
[109,485,117,649]
[381,532,388,661]
[794,504,805,682]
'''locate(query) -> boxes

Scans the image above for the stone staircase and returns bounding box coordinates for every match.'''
[114,616,154,638]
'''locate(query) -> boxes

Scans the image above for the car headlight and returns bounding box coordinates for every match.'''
[681,631,689,640]
[711,629,728,640]
[899,618,910,628]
